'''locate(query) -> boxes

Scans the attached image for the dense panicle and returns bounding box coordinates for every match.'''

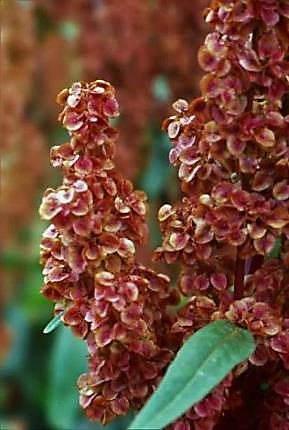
[35,0,208,179]
[158,0,289,428]
[40,1,289,428]
[39,80,177,423]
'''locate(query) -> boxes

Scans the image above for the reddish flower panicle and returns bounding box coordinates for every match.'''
[157,0,289,427]
[39,80,176,423]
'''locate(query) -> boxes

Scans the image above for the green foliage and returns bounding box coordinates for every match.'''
[94,412,134,430]
[1,249,39,270]
[46,325,88,429]
[43,311,64,334]
[130,320,255,430]
[60,21,80,41]
[152,76,172,102]
[139,128,172,200]
[268,238,282,258]
[1,306,30,375]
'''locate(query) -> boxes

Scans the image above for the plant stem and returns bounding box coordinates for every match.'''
[249,255,264,274]
[234,253,245,300]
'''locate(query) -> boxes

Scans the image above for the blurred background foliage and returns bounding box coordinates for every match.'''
[1,0,207,428]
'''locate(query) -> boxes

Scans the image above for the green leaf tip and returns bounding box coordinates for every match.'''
[268,238,281,259]
[129,320,255,430]
[43,311,64,334]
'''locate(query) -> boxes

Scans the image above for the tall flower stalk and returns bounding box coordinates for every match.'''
[39,80,176,423]
[157,1,289,428]
[40,1,289,429]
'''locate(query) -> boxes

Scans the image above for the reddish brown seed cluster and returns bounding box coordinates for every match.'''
[157,1,289,428]
[40,1,289,429]
[35,0,209,179]
[39,80,177,423]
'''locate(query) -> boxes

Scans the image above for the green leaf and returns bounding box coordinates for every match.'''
[268,238,281,259]
[152,75,171,102]
[93,411,135,430]
[60,21,79,41]
[43,311,64,334]
[1,249,39,269]
[46,325,88,429]
[139,129,172,200]
[129,320,255,430]
[1,306,30,375]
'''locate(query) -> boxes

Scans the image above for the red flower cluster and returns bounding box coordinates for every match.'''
[39,80,177,423]
[40,1,289,429]
[35,0,208,179]
[157,0,289,428]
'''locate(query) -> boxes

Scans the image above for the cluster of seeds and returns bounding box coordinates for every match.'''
[158,1,289,428]
[39,80,177,423]
[40,1,289,428]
